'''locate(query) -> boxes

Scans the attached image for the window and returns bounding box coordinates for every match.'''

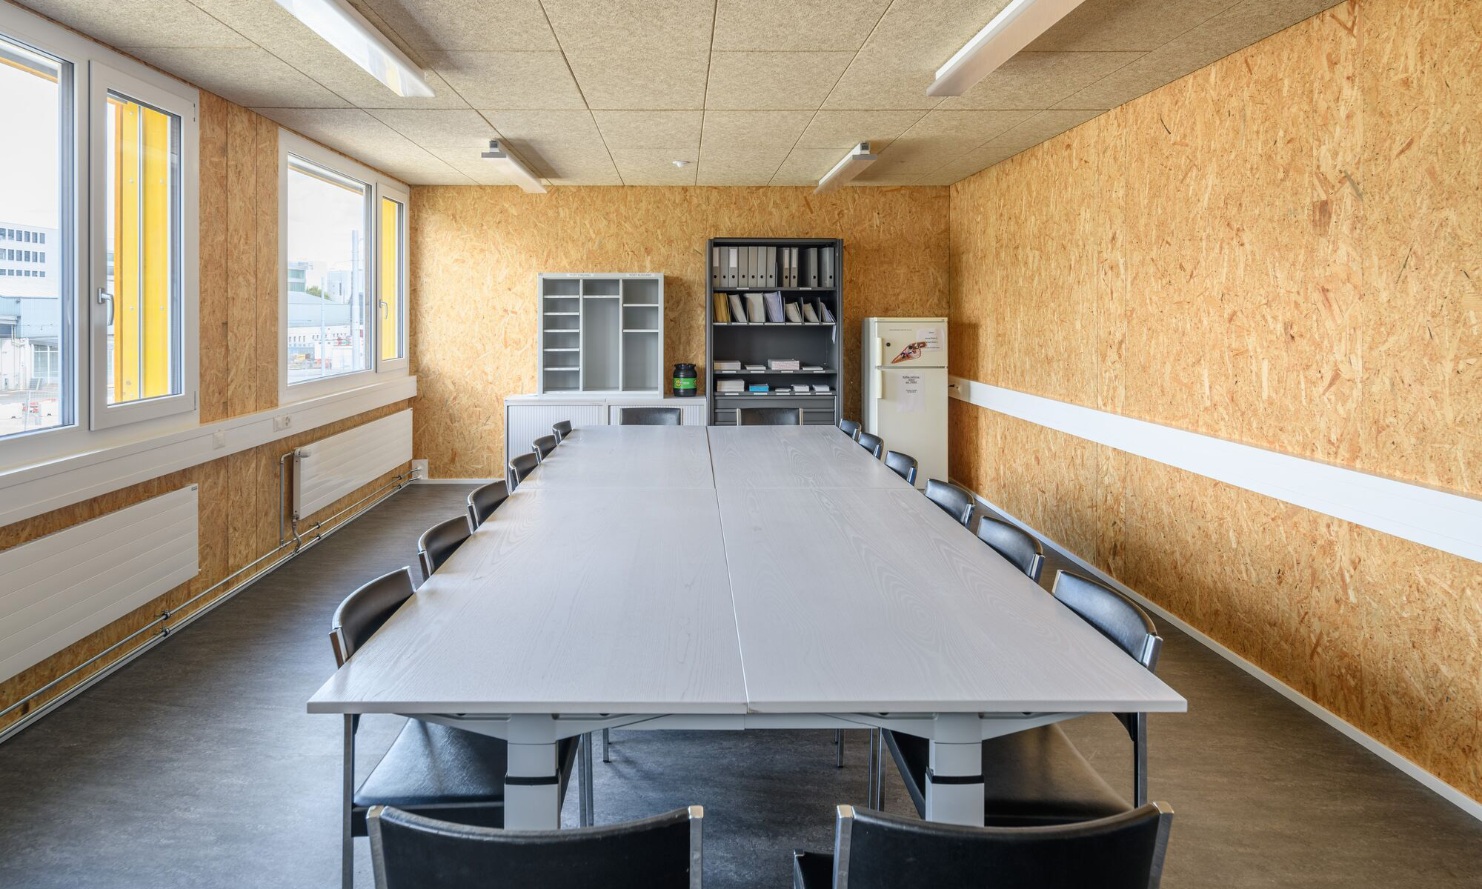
[279,132,407,401]
[0,33,71,441]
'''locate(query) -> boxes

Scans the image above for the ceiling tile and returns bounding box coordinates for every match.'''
[22,0,250,48]
[537,147,623,185]
[770,144,893,186]
[434,52,586,109]
[541,0,715,50]
[610,150,699,186]
[700,111,815,148]
[853,145,961,185]
[857,0,1016,59]
[712,0,892,52]
[366,108,508,181]
[939,51,1144,109]
[1056,0,1341,110]
[896,109,1037,153]
[705,52,855,110]
[479,110,614,179]
[1026,0,1239,52]
[353,0,559,52]
[912,143,1016,185]
[121,46,350,108]
[480,110,602,144]
[796,110,928,148]
[255,108,473,184]
[696,145,791,185]
[820,49,944,110]
[566,50,709,110]
[980,108,1103,154]
[593,111,704,149]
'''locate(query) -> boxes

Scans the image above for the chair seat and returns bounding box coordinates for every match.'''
[354,721,577,835]
[791,850,833,889]
[885,725,1129,827]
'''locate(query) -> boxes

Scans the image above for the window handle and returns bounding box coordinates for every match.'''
[97,288,114,326]
[380,299,389,319]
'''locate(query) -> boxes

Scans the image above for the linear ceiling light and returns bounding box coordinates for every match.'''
[928,0,1087,97]
[275,0,435,98]
[481,140,548,194]
[815,143,877,194]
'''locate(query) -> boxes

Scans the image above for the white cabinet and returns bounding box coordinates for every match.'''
[505,395,708,468]
[540,273,664,394]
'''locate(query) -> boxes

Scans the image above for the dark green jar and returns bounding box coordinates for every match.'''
[672,363,697,397]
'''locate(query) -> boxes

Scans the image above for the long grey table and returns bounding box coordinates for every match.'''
[516,425,714,489]
[708,425,906,488]
[310,426,1185,830]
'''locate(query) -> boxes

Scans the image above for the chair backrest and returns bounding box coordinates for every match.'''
[976,517,1045,583]
[620,407,682,425]
[1051,571,1162,671]
[923,479,974,526]
[418,515,471,581]
[830,803,1173,889]
[883,450,918,485]
[532,435,559,462]
[508,452,540,489]
[369,804,704,889]
[856,432,884,458]
[736,407,802,426]
[551,420,573,442]
[330,568,416,666]
[838,418,862,440]
[466,480,508,531]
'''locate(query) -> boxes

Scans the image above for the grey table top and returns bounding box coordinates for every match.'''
[517,426,715,489]
[311,428,1184,719]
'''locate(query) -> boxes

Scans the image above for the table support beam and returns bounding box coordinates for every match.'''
[504,714,563,830]
[924,713,985,826]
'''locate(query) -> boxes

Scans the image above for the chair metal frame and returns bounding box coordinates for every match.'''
[466,480,509,531]
[418,515,471,580]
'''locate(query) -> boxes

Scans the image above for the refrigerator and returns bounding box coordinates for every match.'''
[862,317,948,489]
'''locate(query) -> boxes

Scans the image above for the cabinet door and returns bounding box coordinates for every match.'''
[506,402,604,467]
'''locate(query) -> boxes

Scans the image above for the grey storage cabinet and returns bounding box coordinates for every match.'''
[705,238,842,426]
[539,273,664,394]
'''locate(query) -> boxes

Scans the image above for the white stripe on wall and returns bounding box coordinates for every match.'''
[948,377,1482,565]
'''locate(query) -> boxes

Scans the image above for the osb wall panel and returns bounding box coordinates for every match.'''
[0,401,413,732]
[948,0,1482,801]
[410,187,949,478]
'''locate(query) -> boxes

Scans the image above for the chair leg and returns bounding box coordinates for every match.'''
[342,715,355,889]
[835,729,844,768]
[578,733,594,827]
[602,727,611,763]
[1133,713,1148,807]
[873,729,886,809]
[867,728,878,806]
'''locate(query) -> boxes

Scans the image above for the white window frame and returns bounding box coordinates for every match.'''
[277,130,408,405]
[0,2,200,471]
[376,183,409,373]
[86,61,200,430]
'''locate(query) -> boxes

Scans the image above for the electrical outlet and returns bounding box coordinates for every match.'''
[411,459,429,478]
[273,415,292,432]
[212,430,226,449]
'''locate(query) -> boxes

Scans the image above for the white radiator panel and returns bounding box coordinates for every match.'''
[294,410,412,519]
[0,486,199,683]
[505,402,605,470]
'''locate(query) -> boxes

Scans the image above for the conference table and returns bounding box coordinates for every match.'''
[308,425,1185,829]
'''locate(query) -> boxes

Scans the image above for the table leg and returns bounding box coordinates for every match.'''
[505,714,564,830]
[924,713,984,826]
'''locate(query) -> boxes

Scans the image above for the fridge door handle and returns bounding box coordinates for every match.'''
[873,368,883,396]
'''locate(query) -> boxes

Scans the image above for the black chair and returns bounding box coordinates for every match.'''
[838,418,862,440]
[976,516,1045,582]
[418,516,471,581]
[884,450,918,485]
[369,804,704,889]
[792,802,1173,889]
[532,434,559,462]
[620,406,682,425]
[736,407,802,425]
[856,432,884,458]
[551,420,573,442]
[923,479,974,526]
[466,480,508,531]
[883,571,1164,826]
[329,569,580,889]
[508,452,539,490]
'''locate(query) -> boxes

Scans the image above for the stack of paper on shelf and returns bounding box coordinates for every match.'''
[813,384,832,394]
[726,293,747,323]
[748,383,770,393]
[744,293,765,323]
[820,302,835,323]
[801,302,819,323]
[784,301,803,323]
[713,360,741,372]
[763,291,785,323]
[744,364,765,373]
[716,379,745,394]
[767,358,802,371]
[791,384,811,394]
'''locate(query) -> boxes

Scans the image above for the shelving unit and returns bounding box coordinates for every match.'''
[539,273,664,394]
[705,238,843,426]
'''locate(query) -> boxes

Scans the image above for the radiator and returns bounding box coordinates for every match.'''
[293,410,412,520]
[0,486,199,683]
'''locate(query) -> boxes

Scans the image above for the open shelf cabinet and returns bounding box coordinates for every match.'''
[539,273,665,394]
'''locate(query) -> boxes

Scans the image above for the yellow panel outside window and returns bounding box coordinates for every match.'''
[379,197,403,362]
[106,93,178,406]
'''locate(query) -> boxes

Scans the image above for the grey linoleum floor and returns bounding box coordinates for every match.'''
[1,485,1479,888]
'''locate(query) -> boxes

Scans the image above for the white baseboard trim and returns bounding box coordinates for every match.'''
[414,477,494,485]
[963,486,1482,823]
[948,377,1482,565]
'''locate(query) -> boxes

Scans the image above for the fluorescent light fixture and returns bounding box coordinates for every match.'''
[275,0,435,98]
[815,143,877,194]
[928,0,1087,97]
[481,140,548,194]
